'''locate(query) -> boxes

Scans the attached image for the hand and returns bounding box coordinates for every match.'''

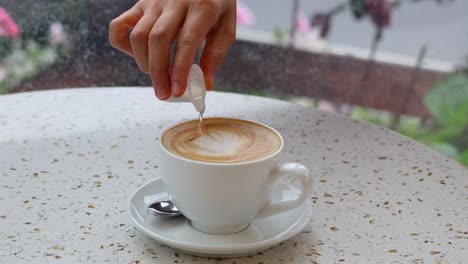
[109,0,236,100]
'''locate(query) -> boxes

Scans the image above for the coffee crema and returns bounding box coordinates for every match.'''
[162,118,281,163]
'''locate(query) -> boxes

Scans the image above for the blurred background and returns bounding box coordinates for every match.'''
[1,0,467,165]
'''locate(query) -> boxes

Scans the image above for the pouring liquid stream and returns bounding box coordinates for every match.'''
[198,106,205,137]
[165,64,207,139]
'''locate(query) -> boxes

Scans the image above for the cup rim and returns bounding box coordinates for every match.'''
[160,117,284,166]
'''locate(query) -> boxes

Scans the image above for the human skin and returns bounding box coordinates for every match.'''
[109,0,237,100]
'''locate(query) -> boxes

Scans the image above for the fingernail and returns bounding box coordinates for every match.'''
[171,82,181,96]
[154,84,170,101]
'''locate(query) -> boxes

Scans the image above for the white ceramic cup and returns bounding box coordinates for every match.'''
[160,118,313,235]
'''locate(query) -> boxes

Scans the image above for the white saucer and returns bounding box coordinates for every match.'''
[128,178,311,258]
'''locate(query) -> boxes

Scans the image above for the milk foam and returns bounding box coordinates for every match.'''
[163,118,281,163]
[187,130,246,157]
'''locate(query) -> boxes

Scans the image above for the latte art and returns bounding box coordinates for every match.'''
[162,118,281,163]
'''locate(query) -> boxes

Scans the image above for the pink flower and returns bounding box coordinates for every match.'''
[367,0,391,29]
[295,12,310,33]
[237,1,255,26]
[0,7,20,38]
[49,22,68,46]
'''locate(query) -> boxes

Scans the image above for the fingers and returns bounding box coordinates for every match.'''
[170,2,221,97]
[199,12,236,91]
[110,0,236,100]
[130,13,160,73]
[149,5,187,100]
[109,7,143,57]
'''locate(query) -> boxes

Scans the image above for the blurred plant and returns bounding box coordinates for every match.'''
[0,20,68,94]
[424,73,468,129]
[274,8,314,47]
[306,0,457,67]
[289,0,299,46]
[237,1,255,26]
[366,0,392,38]
[308,0,453,39]
[0,41,59,94]
[289,0,334,47]
[49,22,68,47]
[295,12,311,33]
[310,13,331,38]
[273,26,289,46]
[0,7,20,38]
[420,72,468,162]
[48,21,71,58]
[280,0,449,49]
[0,3,73,93]
[0,0,88,60]
[350,71,468,166]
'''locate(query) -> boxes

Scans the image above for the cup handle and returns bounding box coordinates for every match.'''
[256,162,312,219]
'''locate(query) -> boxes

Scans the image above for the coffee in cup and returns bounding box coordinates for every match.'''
[162,118,281,163]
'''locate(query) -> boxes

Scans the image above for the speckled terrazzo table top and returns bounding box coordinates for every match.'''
[0,88,467,263]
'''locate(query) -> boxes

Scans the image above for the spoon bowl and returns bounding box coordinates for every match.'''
[147,200,182,217]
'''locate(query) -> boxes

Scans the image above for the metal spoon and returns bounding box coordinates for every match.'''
[147,200,182,217]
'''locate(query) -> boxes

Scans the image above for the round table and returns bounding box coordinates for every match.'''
[1,88,466,263]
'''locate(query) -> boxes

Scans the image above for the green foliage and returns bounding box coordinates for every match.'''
[350,0,367,19]
[0,41,59,94]
[459,150,468,165]
[417,127,463,145]
[351,72,468,166]
[0,39,13,59]
[430,142,458,159]
[351,107,395,127]
[397,115,424,139]
[272,27,288,46]
[0,0,82,93]
[424,73,468,129]
[421,72,468,165]
[0,0,88,60]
